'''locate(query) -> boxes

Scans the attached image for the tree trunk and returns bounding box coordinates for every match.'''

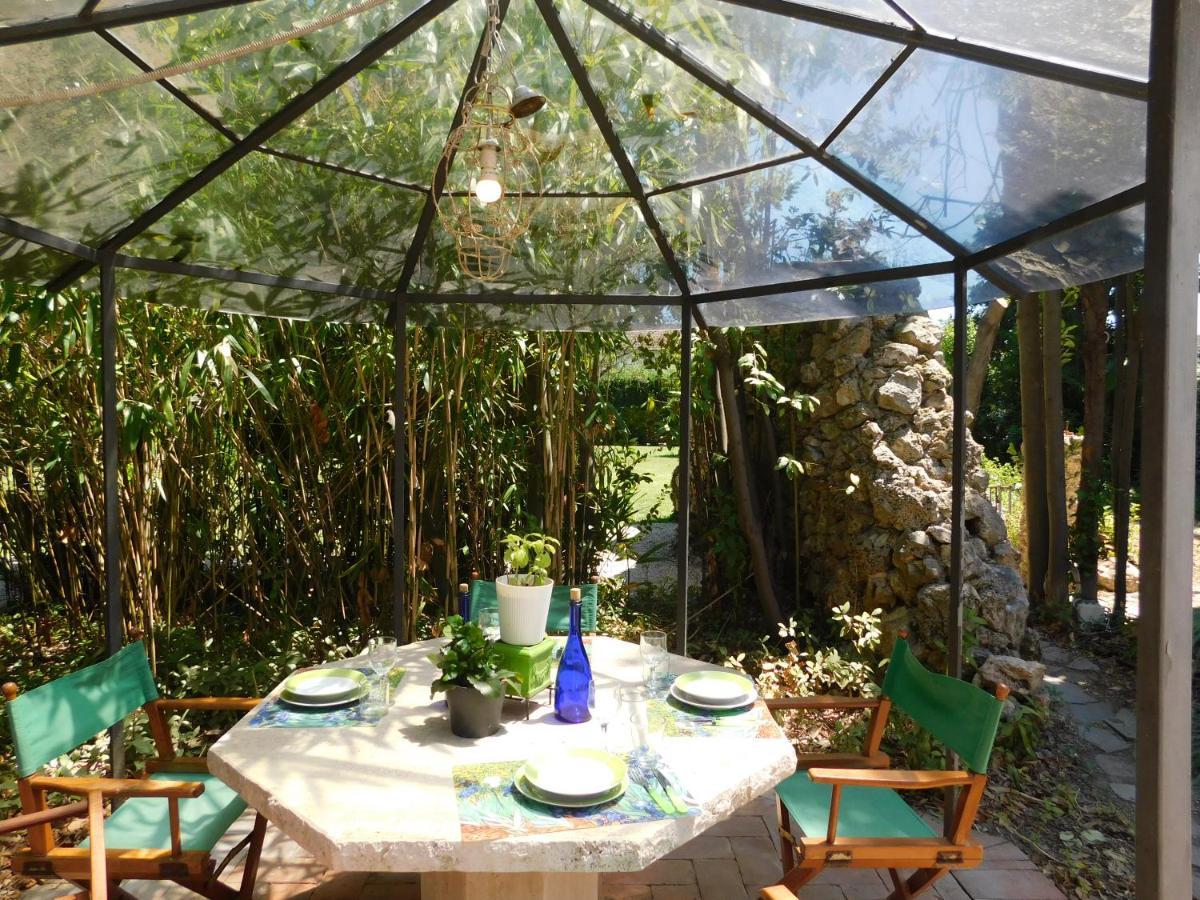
[1075,281,1110,604]
[1017,294,1049,608]
[1041,290,1071,610]
[709,329,785,626]
[965,297,1011,416]
[1111,274,1141,624]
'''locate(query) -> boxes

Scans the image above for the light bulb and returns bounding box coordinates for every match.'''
[474,176,503,205]
[474,136,503,205]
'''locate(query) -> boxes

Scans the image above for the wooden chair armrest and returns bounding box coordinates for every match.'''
[759,886,797,900]
[764,696,881,711]
[0,800,89,835]
[27,776,206,800]
[807,768,977,790]
[153,697,260,712]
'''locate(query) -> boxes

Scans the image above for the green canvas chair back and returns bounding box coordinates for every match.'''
[880,638,1003,774]
[6,641,158,777]
[469,580,598,634]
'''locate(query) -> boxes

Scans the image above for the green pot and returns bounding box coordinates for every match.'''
[446,685,503,739]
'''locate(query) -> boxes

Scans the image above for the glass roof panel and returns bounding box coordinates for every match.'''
[502,0,626,193]
[564,0,797,190]
[0,32,230,243]
[629,0,904,145]
[986,205,1145,293]
[123,152,424,288]
[897,0,1151,81]
[408,300,681,331]
[774,0,909,25]
[109,0,423,135]
[118,269,387,322]
[700,272,954,327]
[830,50,1147,253]
[0,3,84,28]
[648,156,949,292]
[268,0,484,190]
[416,196,679,295]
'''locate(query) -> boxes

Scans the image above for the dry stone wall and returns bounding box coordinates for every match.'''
[791,315,1029,662]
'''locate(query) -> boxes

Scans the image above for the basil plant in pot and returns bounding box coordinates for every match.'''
[429,616,515,739]
[495,532,559,646]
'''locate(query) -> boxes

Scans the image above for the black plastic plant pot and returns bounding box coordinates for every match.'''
[447,684,503,738]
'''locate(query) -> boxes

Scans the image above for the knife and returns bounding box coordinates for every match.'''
[653,766,689,815]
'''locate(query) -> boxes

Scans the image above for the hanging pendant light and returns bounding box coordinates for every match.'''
[435,0,545,282]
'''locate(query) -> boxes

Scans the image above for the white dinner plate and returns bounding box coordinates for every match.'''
[669,682,756,711]
[671,670,756,705]
[513,770,626,808]
[278,685,368,709]
[522,748,627,799]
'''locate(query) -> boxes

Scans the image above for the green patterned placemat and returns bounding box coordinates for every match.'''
[651,695,783,740]
[453,751,697,841]
[248,665,405,728]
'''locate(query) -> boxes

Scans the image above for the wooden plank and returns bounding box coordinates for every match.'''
[13,848,212,880]
[1137,0,1200,894]
[27,776,205,799]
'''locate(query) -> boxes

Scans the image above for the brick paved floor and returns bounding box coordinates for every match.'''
[23,792,1064,900]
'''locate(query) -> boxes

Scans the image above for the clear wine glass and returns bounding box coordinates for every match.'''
[478,609,501,642]
[363,636,397,714]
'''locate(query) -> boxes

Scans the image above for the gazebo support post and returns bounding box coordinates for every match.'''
[392,300,408,642]
[1137,0,1199,893]
[676,303,693,656]
[943,266,968,828]
[100,252,124,778]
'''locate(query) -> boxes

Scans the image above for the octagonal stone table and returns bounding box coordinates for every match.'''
[209,636,795,900]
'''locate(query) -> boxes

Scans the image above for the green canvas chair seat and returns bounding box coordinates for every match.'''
[80,772,247,853]
[469,580,598,634]
[776,770,936,841]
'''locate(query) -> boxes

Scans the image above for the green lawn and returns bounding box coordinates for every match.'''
[630,445,677,522]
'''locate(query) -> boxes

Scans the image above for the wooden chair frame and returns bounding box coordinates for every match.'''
[764,683,1009,900]
[3,684,267,900]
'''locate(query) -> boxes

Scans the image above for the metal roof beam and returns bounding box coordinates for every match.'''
[41,0,461,295]
[963,185,1146,268]
[693,260,957,303]
[0,0,266,46]
[645,151,807,197]
[0,216,99,261]
[536,0,692,296]
[718,0,1148,99]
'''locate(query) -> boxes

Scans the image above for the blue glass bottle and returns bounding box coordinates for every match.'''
[555,588,593,723]
[458,582,471,622]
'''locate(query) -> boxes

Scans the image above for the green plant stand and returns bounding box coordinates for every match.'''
[492,637,556,717]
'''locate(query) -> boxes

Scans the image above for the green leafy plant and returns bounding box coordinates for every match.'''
[756,603,885,699]
[428,615,515,699]
[500,532,560,586]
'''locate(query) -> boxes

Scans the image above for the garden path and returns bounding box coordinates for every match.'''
[23,793,1063,900]
[1040,637,1200,898]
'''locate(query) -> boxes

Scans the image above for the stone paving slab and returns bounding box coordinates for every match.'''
[22,795,1065,900]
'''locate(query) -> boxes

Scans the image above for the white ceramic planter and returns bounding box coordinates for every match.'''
[495,575,554,646]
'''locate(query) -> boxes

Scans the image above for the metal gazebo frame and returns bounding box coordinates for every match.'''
[0,0,1195,893]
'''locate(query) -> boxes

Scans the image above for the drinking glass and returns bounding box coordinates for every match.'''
[478,609,501,642]
[363,636,397,714]
[593,683,621,749]
[610,686,663,754]
[640,630,669,693]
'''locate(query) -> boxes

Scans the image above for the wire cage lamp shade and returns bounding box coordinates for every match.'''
[434,0,545,282]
